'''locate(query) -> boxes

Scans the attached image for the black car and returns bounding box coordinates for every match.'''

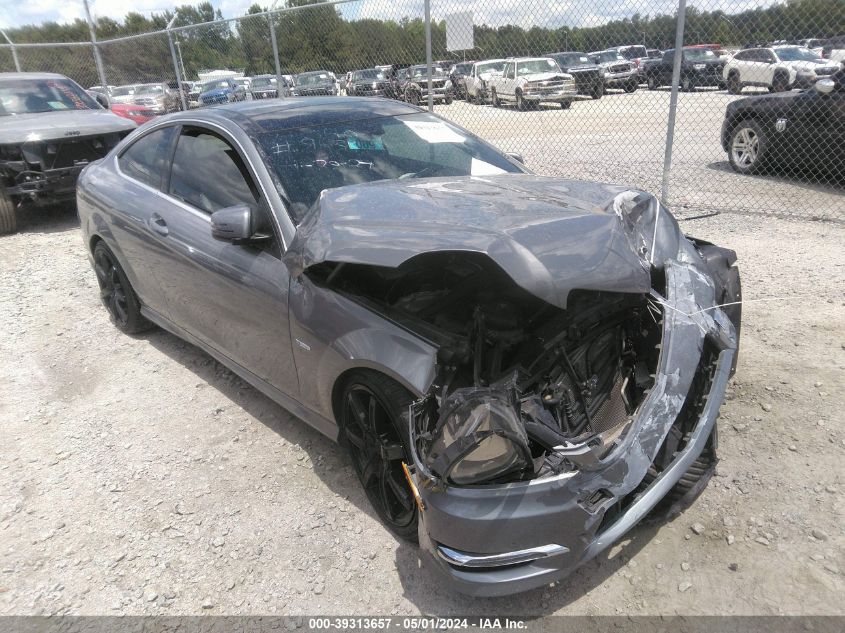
[721,70,844,175]
[293,71,338,97]
[449,61,474,99]
[646,47,726,91]
[346,69,391,97]
[546,52,604,99]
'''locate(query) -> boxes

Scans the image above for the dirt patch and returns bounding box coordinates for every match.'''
[0,205,842,616]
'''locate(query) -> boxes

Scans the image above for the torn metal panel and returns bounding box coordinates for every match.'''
[285,175,658,309]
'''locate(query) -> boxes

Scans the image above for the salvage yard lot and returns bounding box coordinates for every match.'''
[438,88,844,220]
[0,92,843,614]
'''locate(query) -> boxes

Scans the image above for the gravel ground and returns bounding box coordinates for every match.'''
[436,89,844,222]
[0,98,843,617]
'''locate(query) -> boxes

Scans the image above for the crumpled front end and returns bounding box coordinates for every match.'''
[401,196,740,596]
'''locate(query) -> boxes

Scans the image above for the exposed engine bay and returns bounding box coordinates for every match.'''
[307,251,664,485]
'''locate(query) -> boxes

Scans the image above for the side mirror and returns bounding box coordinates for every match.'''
[211,205,253,243]
[95,93,110,109]
[506,152,525,164]
[815,78,835,94]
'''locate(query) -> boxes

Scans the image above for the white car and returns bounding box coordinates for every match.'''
[723,46,840,93]
[465,59,506,103]
[110,84,138,104]
[489,57,577,110]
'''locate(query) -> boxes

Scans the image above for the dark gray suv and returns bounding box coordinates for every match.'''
[77,97,740,596]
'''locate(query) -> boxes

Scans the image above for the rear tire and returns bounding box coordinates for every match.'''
[728,119,768,175]
[0,187,16,235]
[340,370,418,543]
[93,242,151,334]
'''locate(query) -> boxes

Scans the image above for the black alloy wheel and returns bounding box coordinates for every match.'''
[93,242,150,334]
[341,374,418,541]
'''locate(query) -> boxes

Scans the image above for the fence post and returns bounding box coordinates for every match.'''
[424,0,433,112]
[269,1,284,98]
[166,16,188,111]
[82,0,110,106]
[0,30,21,72]
[660,0,687,207]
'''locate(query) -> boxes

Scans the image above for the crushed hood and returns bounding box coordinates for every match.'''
[0,109,136,144]
[285,175,669,310]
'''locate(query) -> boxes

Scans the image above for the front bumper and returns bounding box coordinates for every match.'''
[414,256,737,597]
[421,85,453,101]
[6,165,86,202]
[604,70,638,87]
[522,85,578,102]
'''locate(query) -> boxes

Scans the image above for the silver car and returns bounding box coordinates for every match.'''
[77,97,741,597]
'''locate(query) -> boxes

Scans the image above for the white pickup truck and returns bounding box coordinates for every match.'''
[489,57,578,110]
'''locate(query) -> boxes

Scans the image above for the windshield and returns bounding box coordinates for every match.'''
[684,48,717,61]
[517,59,559,75]
[297,72,333,86]
[597,51,625,63]
[0,78,100,116]
[136,84,164,95]
[454,63,472,74]
[775,47,821,62]
[202,80,233,92]
[352,70,385,81]
[619,46,647,59]
[112,85,136,97]
[252,77,275,88]
[476,61,506,74]
[257,112,522,222]
[410,66,447,78]
[552,53,591,66]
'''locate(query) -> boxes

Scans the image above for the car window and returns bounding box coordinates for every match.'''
[118,126,177,189]
[169,128,259,215]
[732,50,748,61]
[504,63,515,79]
[256,112,522,223]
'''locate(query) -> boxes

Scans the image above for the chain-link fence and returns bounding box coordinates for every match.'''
[1,0,843,221]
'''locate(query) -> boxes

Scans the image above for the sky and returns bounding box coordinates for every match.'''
[0,0,770,31]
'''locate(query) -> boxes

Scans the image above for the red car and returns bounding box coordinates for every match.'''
[109,103,157,125]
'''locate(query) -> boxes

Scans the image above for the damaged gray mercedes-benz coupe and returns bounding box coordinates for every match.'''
[77,97,741,597]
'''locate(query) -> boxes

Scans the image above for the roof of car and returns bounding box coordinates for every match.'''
[167,97,422,133]
[0,72,70,81]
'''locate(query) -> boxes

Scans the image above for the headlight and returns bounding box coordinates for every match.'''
[693,63,706,71]
[423,388,532,485]
[372,82,378,89]
[599,68,606,77]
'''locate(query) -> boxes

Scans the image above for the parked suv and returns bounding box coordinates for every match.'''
[646,47,727,91]
[449,61,474,99]
[402,65,454,105]
[489,57,577,110]
[0,72,135,233]
[292,71,338,97]
[608,45,650,81]
[465,59,506,103]
[590,50,639,92]
[546,52,604,99]
[723,46,840,94]
[132,82,181,114]
[198,78,247,106]
[346,69,391,97]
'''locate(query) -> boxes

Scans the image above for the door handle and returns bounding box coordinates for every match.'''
[150,213,169,236]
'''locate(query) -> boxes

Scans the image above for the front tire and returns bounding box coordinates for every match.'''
[624,80,638,93]
[681,75,696,92]
[0,187,17,235]
[93,242,151,334]
[490,87,500,107]
[560,100,572,110]
[591,82,604,99]
[728,119,768,175]
[340,371,418,542]
[727,72,742,95]
[647,75,658,90]
[515,90,527,111]
[771,72,790,93]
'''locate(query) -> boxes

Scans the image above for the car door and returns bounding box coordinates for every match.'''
[500,62,516,98]
[110,125,180,317]
[759,50,778,85]
[148,124,299,394]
